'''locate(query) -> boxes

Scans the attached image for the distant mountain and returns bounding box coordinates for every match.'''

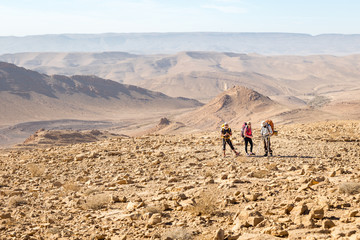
[1,33,360,55]
[2,51,360,103]
[0,62,202,125]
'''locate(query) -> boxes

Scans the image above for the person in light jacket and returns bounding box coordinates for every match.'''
[261,121,273,156]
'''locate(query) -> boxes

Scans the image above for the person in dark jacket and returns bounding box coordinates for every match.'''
[221,123,239,157]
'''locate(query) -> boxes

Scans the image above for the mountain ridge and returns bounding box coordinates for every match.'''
[1,32,360,55]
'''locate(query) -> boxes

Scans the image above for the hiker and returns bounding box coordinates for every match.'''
[244,121,255,156]
[221,122,239,157]
[261,121,273,156]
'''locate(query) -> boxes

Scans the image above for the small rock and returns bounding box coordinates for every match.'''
[349,210,358,217]
[53,181,62,187]
[0,213,11,219]
[214,229,225,240]
[310,208,324,219]
[288,166,297,171]
[221,174,228,180]
[291,203,308,216]
[75,153,86,161]
[323,219,335,229]
[148,213,161,225]
[284,204,294,214]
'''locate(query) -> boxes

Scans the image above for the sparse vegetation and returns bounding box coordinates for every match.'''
[190,189,218,216]
[84,193,111,210]
[27,163,45,177]
[339,182,360,195]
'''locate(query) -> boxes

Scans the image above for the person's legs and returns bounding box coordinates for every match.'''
[222,138,226,156]
[227,139,239,155]
[244,137,249,154]
[249,138,253,153]
[268,138,272,155]
[263,138,268,156]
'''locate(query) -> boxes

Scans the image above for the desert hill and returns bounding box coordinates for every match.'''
[2,52,360,105]
[1,120,360,239]
[0,62,202,147]
[1,33,360,55]
[181,86,283,130]
[0,62,202,126]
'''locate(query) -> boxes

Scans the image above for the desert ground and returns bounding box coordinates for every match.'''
[1,120,360,239]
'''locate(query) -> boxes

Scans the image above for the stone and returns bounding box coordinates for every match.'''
[263,226,289,238]
[214,229,225,240]
[126,202,138,211]
[288,166,297,171]
[75,153,86,161]
[53,181,62,187]
[284,204,294,214]
[148,213,162,225]
[232,210,264,231]
[310,208,324,219]
[323,219,335,229]
[291,203,308,216]
[0,213,11,219]
[349,210,358,217]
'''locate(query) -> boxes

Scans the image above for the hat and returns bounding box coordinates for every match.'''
[247,121,251,125]
[224,122,228,126]
[261,121,266,127]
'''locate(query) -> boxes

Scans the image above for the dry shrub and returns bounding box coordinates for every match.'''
[84,193,111,210]
[8,196,27,207]
[163,227,193,240]
[27,163,45,177]
[63,181,81,192]
[253,170,269,178]
[339,182,360,195]
[190,189,218,216]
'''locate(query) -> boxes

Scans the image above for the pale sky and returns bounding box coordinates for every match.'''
[1,0,359,36]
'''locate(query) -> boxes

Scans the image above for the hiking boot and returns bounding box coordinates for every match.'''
[270,153,273,156]
[235,152,240,156]
[246,153,250,156]
[263,153,268,157]
[250,152,255,155]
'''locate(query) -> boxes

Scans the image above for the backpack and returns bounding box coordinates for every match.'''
[265,120,274,135]
[241,122,247,137]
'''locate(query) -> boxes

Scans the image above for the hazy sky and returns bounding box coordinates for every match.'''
[1,0,359,36]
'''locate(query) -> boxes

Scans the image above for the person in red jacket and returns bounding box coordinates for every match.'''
[244,121,255,156]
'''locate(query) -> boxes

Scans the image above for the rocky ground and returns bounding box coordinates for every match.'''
[1,120,360,240]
